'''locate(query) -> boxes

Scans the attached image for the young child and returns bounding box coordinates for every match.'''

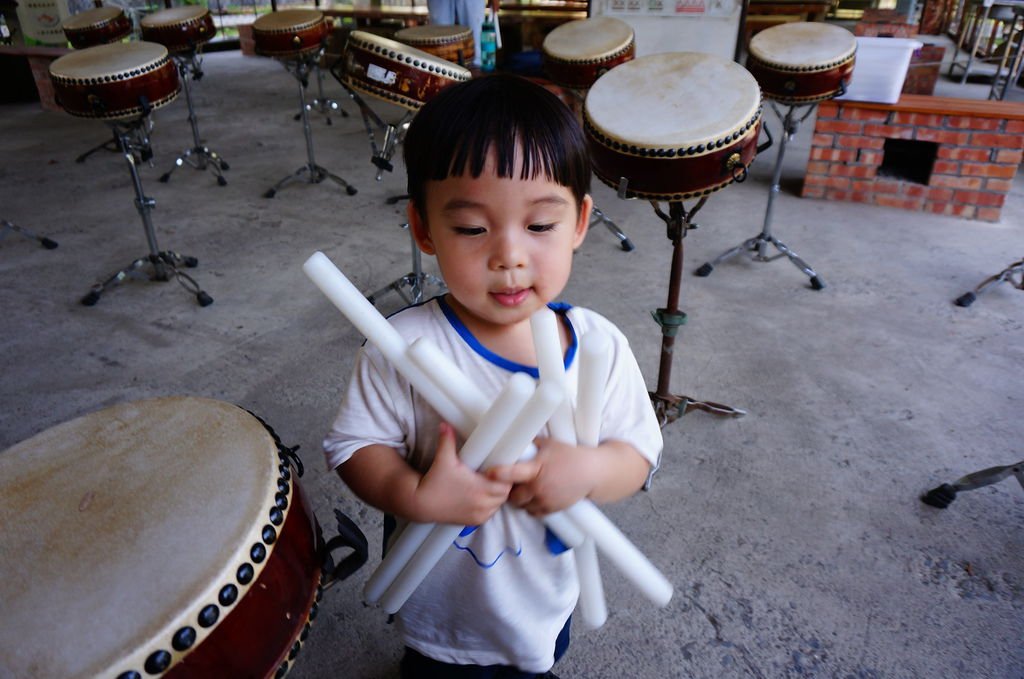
[323,74,663,678]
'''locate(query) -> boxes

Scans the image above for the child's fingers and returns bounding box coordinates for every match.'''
[485,460,540,484]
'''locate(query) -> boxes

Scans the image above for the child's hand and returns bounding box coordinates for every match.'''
[415,422,518,526]
[487,438,596,516]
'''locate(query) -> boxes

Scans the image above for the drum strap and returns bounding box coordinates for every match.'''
[323,509,369,587]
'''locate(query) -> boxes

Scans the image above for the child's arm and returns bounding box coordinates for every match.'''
[338,422,518,526]
[487,438,649,516]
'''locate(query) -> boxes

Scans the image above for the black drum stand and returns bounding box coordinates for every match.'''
[159,51,230,186]
[294,62,348,126]
[1,219,58,249]
[696,101,825,290]
[647,199,746,426]
[922,460,1024,508]
[264,51,358,199]
[366,222,446,306]
[81,117,212,307]
[75,130,121,164]
[954,257,1024,307]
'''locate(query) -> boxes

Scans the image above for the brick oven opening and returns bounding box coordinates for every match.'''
[878,138,939,185]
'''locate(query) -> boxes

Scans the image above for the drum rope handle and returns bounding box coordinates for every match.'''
[323,508,370,588]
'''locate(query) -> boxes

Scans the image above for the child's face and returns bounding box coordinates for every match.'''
[409,152,592,337]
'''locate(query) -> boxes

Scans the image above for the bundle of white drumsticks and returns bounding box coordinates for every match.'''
[304,252,673,630]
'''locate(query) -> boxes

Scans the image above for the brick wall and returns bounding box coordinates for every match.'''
[802,96,1024,222]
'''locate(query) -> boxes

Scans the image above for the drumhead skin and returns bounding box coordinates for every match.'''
[62,5,123,31]
[584,52,763,201]
[141,6,216,52]
[394,24,472,45]
[542,17,635,90]
[49,41,180,119]
[344,30,471,110]
[0,397,319,678]
[62,6,131,49]
[747,22,856,103]
[252,9,327,58]
[141,6,210,27]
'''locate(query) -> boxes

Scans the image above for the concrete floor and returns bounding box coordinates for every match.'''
[1,48,1022,678]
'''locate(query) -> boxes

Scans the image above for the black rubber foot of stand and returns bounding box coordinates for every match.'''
[620,238,635,252]
[810,276,826,291]
[41,238,59,250]
[81,291,100,306]
[346,186,358,196]
[695,263,713,277]
[220,161,230,171]
[955,292,976,307]
[196,291,214,307]
[326,118,333,126]
[182,256,198,268]
[264,189,276,199]
[217,176,228,187]
[921,483,956,509]
[159,173,171,183]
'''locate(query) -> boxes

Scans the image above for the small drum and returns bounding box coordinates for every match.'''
[61,6,132,50]
[584,52,763,201]
[746,22,856,104]
[251,9,329,59]
[394,24,474,65]
[140,6,217,54]
[542,17,635,91]
[0,397,324,678]
[343,30,471,111]
[49,41,180,120]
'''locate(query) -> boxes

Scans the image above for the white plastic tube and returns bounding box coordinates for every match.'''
[380,381,564,613]
[363,373,536,604]
[532,310,607,630]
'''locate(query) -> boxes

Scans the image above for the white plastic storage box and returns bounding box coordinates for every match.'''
[835,37,923,104]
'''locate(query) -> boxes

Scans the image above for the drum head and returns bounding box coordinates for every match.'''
[749,22,856,71]
[50,41,169,81]
[585,52,761,153]
[252,8,323,32]
[62,5,123,30]
[0,397,281,677]
[394,24,471,44]
[141,6,209,27]
[543,17,634,62]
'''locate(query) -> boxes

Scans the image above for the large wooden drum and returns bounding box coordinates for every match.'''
[140,6,217,54]
[343,30,471,111]
[542,17,635,91]
[394,24,474,65]
[49,41,180,120]
[746,22,856,104]
[583,52,763,201]
[61,6,132,50]
[0,397,325,679]
[251,9,329,59]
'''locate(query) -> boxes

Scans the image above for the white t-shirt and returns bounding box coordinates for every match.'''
[323,297,663,672]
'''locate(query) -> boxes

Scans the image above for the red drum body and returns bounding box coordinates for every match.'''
[746,22,856,104]
[394,24,474,65]
[49,41,180,120]
[0,397,326,679]
[252,9,329,59]
[542,17,635,91]
[62,6,131,49]
[583,52,763,201]
[141,6,217,54]
[343,30,471,110]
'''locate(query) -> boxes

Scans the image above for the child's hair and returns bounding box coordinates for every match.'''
[403,74,592,220]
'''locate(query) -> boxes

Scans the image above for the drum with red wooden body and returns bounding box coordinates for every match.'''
[251,9,329,59]
[746,21,856,104]
[140,6,217,54]
[0,397,326,679]
[542,17,635,91]
[394,24,474,65]
[343,30,471,111]
[583,52,763,201]
[49,41,180,120]
[61,6,132,49]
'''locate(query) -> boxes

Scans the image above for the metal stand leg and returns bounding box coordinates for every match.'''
[75,129,121,163]
[921,461,1024,508]
[0,219,58,249]
[366,223,447,306]
[159,53,230,186]
[590,206,635,252]
[295,62,348,125]
[264,56,358,199]
[81,121,213,307]
[649,199,746,427]
[954,257,1024,307]
[696,102,825,290]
